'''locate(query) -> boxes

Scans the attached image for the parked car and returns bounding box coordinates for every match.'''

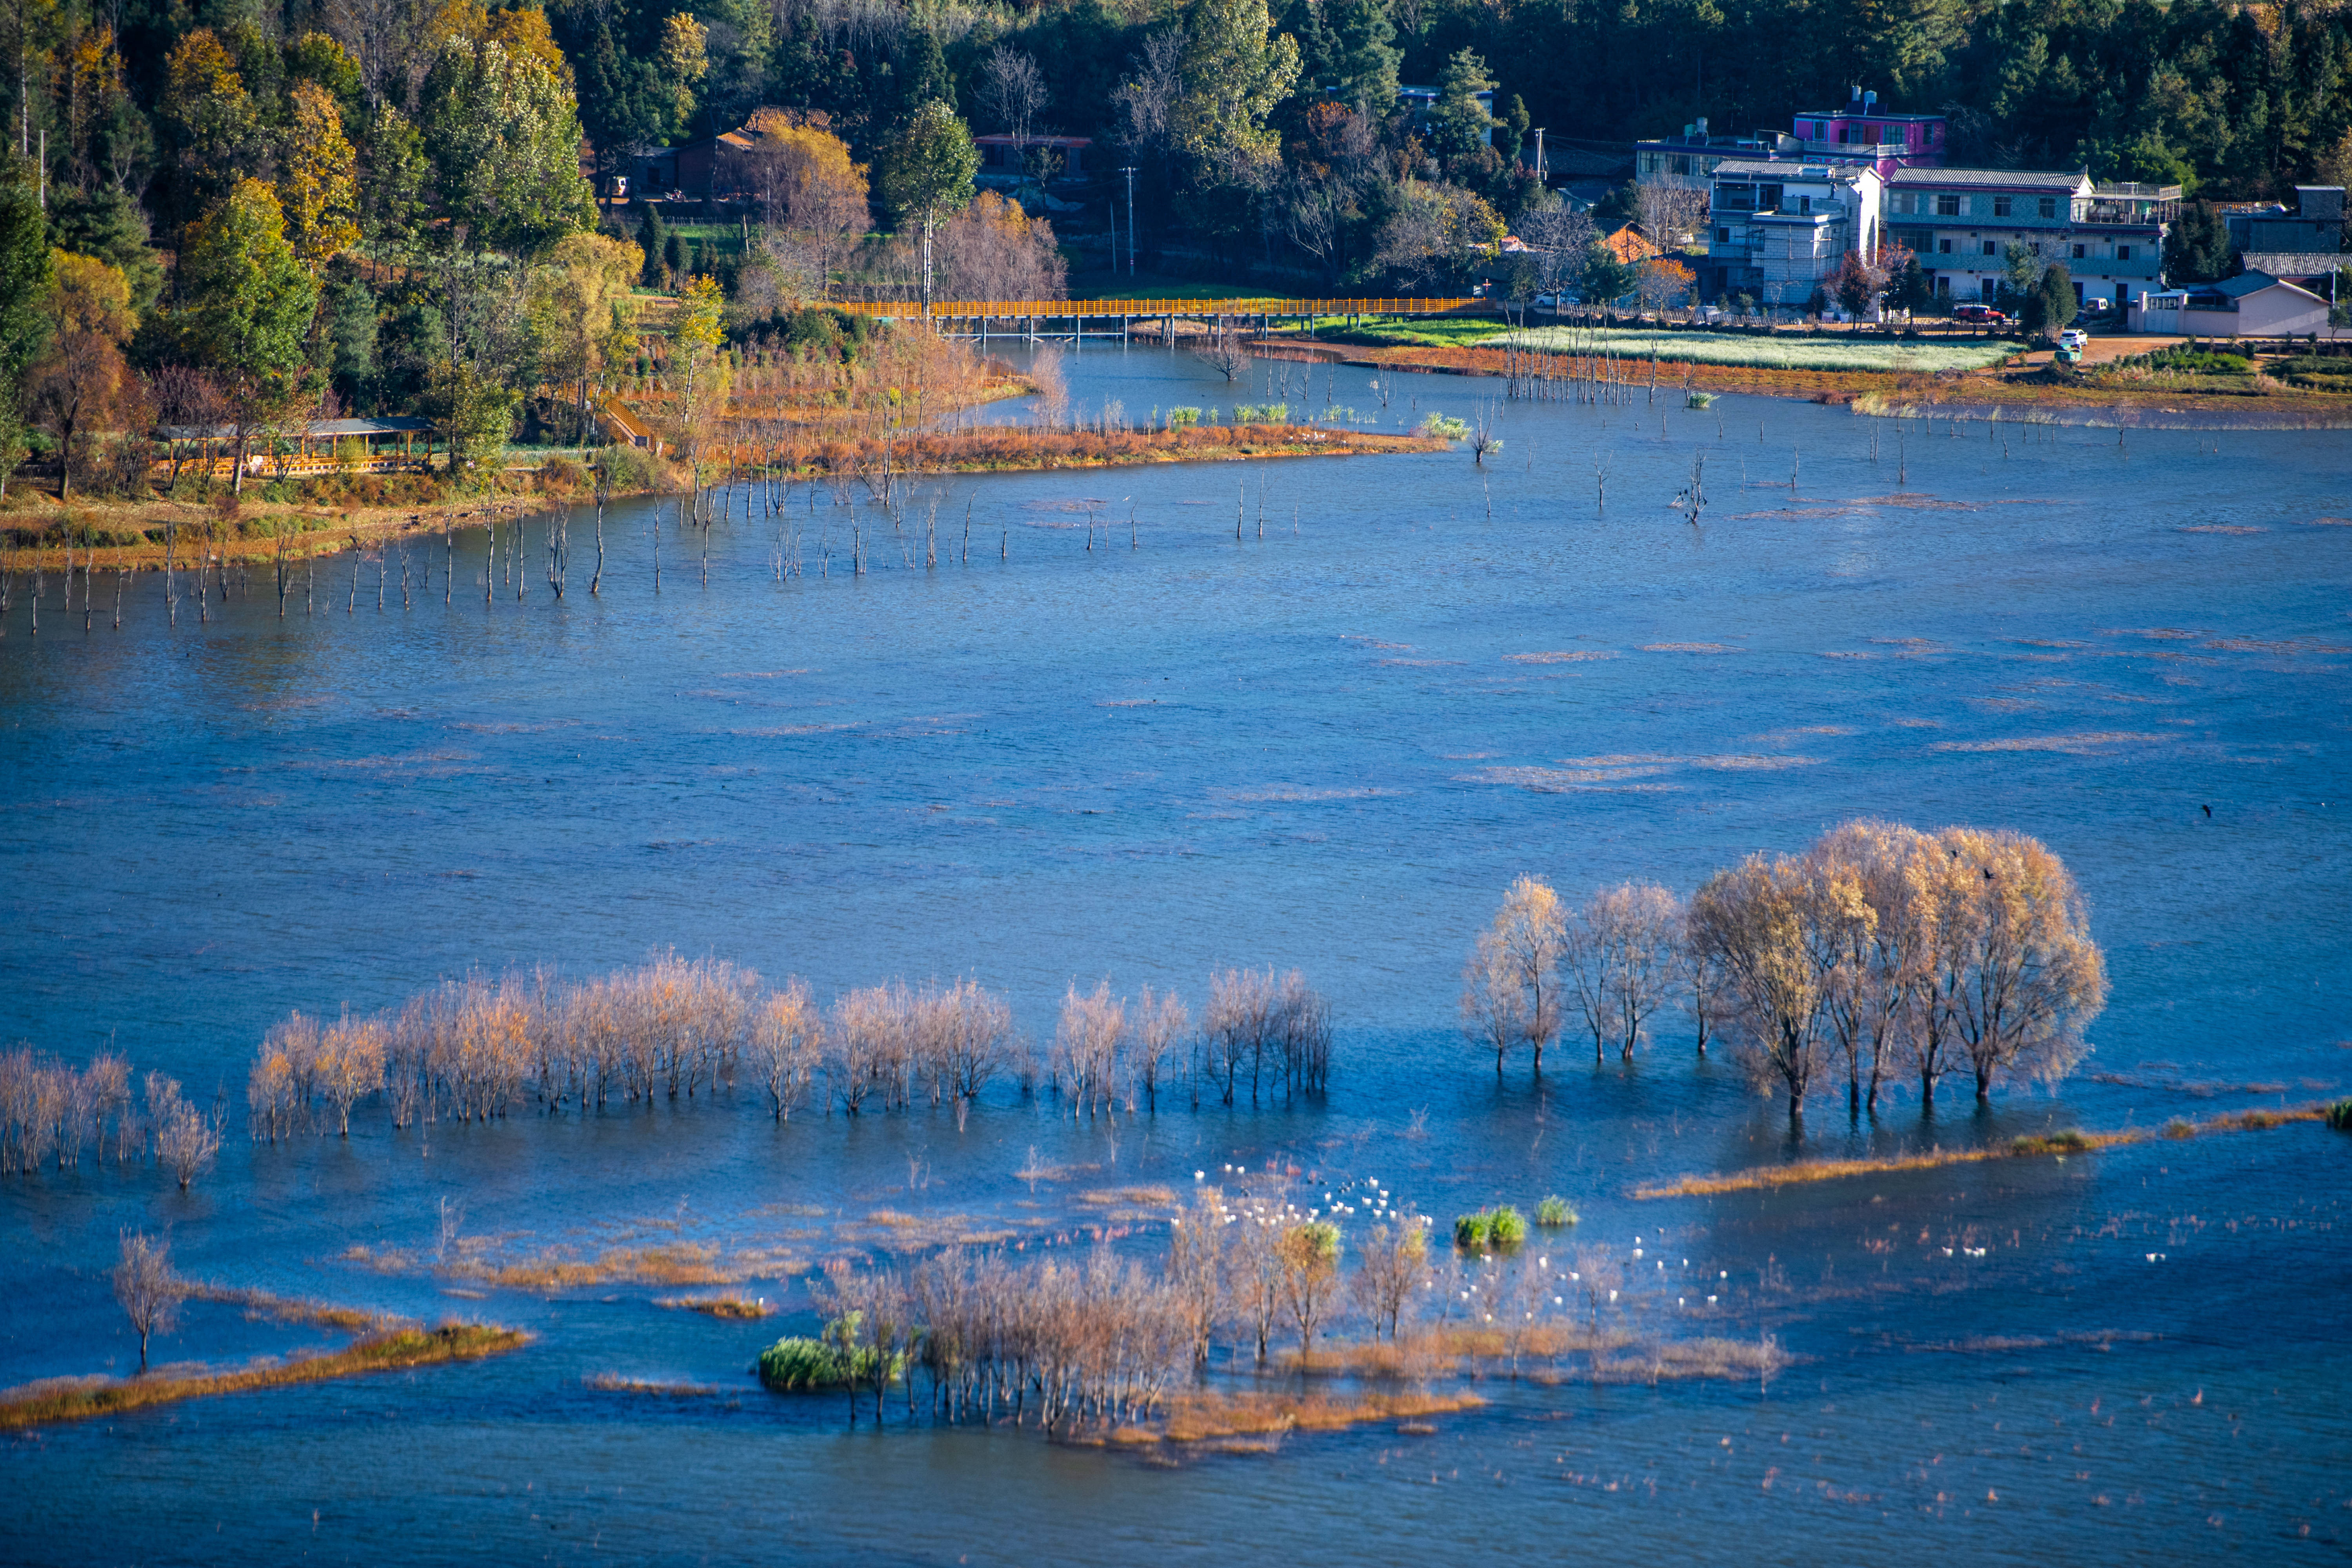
[2057,328,2089,351]
[1954,303,2008,324]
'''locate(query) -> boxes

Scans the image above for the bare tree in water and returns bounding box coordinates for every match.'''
[113,1229,184,1372]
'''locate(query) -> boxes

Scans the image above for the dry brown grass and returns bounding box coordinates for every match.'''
[1638,1104,2338,1198]
[1103,1388,1485,1446]
[465,1243,733,1290]
[0,1324,528,1430]
[582,1373,722,1396]
[187,1283,391,1333]
[1289,1323,1788,1385]
[652,1294,776,1319]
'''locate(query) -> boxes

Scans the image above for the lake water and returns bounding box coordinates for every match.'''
[4,344,2350,1563]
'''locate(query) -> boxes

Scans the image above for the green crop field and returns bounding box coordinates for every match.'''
[1488,327,2014,374]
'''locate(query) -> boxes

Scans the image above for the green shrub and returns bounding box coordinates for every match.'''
[1454,1207,1528,1250]
[2010,1128,2094,1155]
[1685,390,1715,409]
[756,1325,904,1392]
[1535,1196,1578,1228]
[598,442,654,494]
[1292,1220,1341,1258]
[1418,412,1469,440]
[2326,1099,2352,1131]
[2124,345,2252,376]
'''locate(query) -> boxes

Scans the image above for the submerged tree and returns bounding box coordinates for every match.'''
[113,1229,185,1372]
[1460,874,1565,1076]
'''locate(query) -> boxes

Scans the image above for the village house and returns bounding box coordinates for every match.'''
[1880,168,2170,313]
[1701,160,1882,304]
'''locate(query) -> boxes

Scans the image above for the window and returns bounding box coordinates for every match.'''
[2038,197,2056,219]
[1982,240,1997,256]
[1935,193,1961,216]
[1993,196,2013,217]
[1716,227,1731,243]
[2072,243,2086,259]
[2116,244,2132,260]
[1938,238,1953,254]
[1760,184,1782,210]
[1798,194,1812,214]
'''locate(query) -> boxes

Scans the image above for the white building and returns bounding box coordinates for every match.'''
[1881,168,2170,311]
[1703,160,1883,305]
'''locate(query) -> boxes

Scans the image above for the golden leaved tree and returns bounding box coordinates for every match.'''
[280,81,360,274]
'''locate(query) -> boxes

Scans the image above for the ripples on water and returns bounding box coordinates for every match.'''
[2,347,2349,1563]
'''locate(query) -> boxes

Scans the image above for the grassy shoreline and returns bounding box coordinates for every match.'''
[1636,1102,2336,1199]
[1249,329,2352,428]
[0,1322,530,1430]
[0,424,1433,574]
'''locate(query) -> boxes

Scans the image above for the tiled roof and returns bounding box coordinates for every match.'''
[1888,166,2088,192]
[2240,252,2348,278]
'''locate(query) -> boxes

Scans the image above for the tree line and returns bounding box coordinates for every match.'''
[0,1046,222,1188]
[1464,819,2109,1121]
[235,953,1338,1142]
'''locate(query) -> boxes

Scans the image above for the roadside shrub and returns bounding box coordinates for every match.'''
[1535,1196,1578,1228]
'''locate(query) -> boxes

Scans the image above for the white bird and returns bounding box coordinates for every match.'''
[1707,1295,1717,1305]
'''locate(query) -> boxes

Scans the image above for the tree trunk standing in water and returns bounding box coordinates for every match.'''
[592,475,607,595]
[112,1230,182,1374]
[274,532,289,616]
[652,505,661,591]
[443,508,454,604]
[349,534,361,612]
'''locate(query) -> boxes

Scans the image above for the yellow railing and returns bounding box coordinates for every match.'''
[831,298,1483,319]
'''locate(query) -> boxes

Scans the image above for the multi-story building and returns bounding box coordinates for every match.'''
[1702,161,1883,304]
[1636,88,1944,193]
[1881,169,2170,312]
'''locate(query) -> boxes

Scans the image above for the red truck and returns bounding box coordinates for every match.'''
[1953,303,2010,324]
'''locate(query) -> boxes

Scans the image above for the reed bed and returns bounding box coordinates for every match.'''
[1133,1388,1487,1444]
[0,1324,528,1431]
[653,1294,777,1318]
[1636,1104,2338,1198]
[581,1373,723,1396]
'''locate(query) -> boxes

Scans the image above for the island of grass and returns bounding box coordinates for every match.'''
[0,1322,529,1431]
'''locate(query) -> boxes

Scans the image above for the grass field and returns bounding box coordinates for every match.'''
[1488,326,2015,374]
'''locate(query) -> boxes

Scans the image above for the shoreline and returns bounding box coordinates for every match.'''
[0,425,1437,573]
[1241,334,2352,429]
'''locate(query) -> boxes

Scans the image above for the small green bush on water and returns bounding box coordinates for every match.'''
[2326,1099,2352,1131]
[1685,391,1715,408]
[756,1332,903,1392]
[1535,1196,1578,1228]
[1166,407,1201,429]
[1453,1207,1528,1250]
[1419,413,1469,440]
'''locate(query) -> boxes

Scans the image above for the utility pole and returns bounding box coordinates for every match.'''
[1121,165,1138,278]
